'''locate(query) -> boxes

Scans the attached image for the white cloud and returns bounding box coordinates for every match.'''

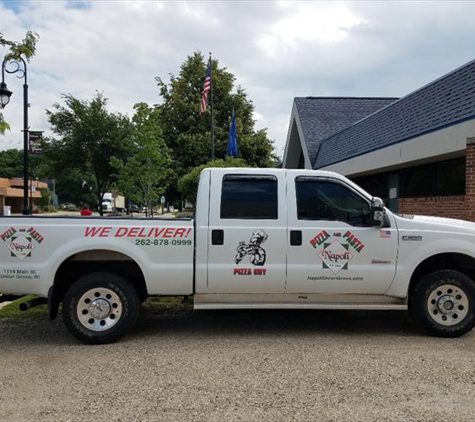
[256,3,365,58]
[1,0,475,157]
[274,3,363,43]
[252,111,264,122]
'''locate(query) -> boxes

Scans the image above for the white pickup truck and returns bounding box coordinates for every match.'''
[1,168,475,344]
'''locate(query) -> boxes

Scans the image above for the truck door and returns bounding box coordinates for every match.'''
[206,170,287,293]
[286,175,398,294]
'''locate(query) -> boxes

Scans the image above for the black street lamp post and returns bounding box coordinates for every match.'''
[0,57,30,215]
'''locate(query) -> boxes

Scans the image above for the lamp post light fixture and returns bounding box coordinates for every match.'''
[0,81,12,108]
[1,57,30,215]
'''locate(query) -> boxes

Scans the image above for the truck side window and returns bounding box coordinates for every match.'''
[221,175,278,219]
[296,178,370,226]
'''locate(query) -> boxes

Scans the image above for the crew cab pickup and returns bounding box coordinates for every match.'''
[1,168,475,344]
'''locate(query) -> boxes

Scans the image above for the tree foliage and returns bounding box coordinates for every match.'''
[0,148,23,178]
[0,148,50,181]
[178,158,248,207]
[53,168,97,207]
[45,93,133,214]
[36,187,51,211]
[0,31,39,61]
[2,49,278,212]
[156,52,277,201]
[112,102,172,215]
[0,31,39,134]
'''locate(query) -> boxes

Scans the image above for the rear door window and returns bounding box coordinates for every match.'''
[220,175,278,220]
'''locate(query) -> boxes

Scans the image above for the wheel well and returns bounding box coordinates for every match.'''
[408,253,475,298]
[50,250,148,319]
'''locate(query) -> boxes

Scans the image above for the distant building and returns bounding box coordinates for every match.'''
[283,59,475,221]
[0,178,48,215]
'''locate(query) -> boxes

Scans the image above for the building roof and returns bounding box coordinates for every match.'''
[315,59,475,169]
[7,178,48,189]
[0,186,41,198]
[0,178,46,199]
[294,97,398,164]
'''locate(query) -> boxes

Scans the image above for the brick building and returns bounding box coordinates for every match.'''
[283,59,475,221]
[0,178,47,215]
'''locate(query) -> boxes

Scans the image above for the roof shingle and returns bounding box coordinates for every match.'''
[315,59,475,168]
[294,97,398,164]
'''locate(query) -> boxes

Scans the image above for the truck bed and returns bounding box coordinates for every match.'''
[0,216,194,297]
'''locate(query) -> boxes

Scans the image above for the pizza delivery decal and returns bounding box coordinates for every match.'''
[233,230,268,276]
[310,230,364,275]
[1,226,44,261]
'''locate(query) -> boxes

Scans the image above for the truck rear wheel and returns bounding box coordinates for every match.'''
[62,272,139,344]
[410,270,475,337]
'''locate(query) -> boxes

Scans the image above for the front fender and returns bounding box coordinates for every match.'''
[386,236,475,297]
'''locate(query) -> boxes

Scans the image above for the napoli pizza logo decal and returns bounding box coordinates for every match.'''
[318,241,353,274]
[1,227,44,261]
[310,230,364,275]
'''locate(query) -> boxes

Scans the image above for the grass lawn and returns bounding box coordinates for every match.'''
[0,295,48,319]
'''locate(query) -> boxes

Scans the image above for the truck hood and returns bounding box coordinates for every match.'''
[395,213,475,235]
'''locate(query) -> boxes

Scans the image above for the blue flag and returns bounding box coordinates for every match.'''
[227,107,238,157]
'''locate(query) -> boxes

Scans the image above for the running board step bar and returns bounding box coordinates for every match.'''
[194,303,407,310]
[194,294,407,311]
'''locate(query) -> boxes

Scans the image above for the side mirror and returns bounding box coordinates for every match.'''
[370,197,385,227]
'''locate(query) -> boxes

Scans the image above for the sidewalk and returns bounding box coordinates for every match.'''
[0,294,13,309]
[0,301,11,310]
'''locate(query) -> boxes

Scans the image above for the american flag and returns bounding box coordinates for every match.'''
[380,229,392,238]
[199,61,211,115]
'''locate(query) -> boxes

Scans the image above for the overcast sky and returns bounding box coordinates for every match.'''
[1,0,475,157]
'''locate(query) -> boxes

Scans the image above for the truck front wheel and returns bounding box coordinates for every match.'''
[62,272,139,344]
[410,270,475,337]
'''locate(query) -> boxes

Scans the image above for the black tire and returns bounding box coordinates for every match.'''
[62,272,139,344]
[410,270,475,337]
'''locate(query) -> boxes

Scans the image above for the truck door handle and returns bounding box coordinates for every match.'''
[212,229,224,245]
[290,230,302,246]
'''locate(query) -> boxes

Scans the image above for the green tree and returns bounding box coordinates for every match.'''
[45,93,133,215]
[178,158,248,208]
[0,148,52,183]
[156,52,277,201]
[0,31,39,134]
[0,148,23,178]
[112,103,173,216]
[53,169,97,208]
[36,187,51,211]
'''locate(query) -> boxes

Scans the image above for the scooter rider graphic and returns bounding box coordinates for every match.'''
[234,230,268,266]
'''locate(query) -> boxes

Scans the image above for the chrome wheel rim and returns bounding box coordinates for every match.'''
[77,288,123,331]
[427,284,469,326]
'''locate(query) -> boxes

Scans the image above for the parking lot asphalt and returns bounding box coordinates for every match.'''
[1,307,475,421]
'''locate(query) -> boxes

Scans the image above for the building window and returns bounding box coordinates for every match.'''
[437,159,465,196]
[351,173,389,202]
[400,163,436,197]
[220,175,278,219]
[400,158,465,198]
[296,177,371,226]
[352,158,465,200]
